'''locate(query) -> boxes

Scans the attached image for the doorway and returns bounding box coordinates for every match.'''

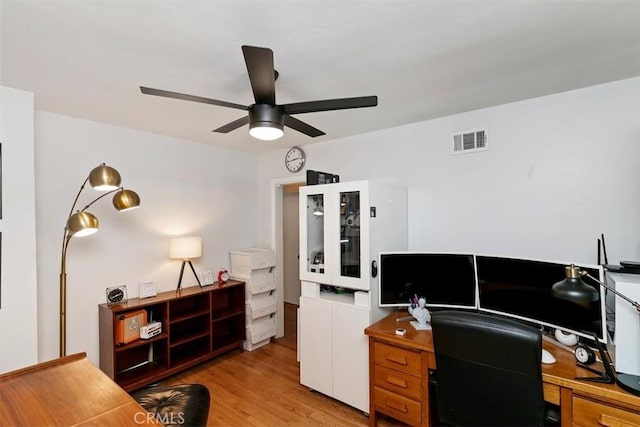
[282,183,302,344]
[271,176,304,342]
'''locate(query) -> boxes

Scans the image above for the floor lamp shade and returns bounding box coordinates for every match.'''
[169,237,202,260]
[89,163,121,190]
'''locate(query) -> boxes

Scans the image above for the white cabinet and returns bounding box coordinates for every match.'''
[607,273,640,376]
[299,180,407,291]
[299,292,371,412]
[230,248,277,351]
[298,181,407,412]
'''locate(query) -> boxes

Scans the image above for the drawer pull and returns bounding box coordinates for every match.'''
[386,354,408,366]
[385,375,409,389]
[385,399,408,413]
[597,414,637,427]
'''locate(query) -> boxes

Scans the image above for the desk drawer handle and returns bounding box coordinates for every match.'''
[385,375,408,389]
[597,414,636,427]
[386,354,408,366]
[385,399,408,413]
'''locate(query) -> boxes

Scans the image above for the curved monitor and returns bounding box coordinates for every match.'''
[476,255,607,343]
[379,252,477,309]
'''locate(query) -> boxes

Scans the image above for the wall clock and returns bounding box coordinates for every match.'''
[285,146,306,173]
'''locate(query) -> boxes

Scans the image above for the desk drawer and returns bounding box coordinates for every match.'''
[374,364,422,400]
[373,386,422,426]
[573,396,640,427]
[374,342,422,376]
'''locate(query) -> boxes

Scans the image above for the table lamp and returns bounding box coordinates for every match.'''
[552,264,640,396]
[60,163,140,357]
[169,236,202,292]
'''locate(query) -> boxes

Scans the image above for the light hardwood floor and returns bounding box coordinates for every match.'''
[159,303,402,426]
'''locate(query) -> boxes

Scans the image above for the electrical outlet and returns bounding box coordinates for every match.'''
[202,270,214,285]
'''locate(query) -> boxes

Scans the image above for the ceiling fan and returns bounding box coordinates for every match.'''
[140,45,378,141]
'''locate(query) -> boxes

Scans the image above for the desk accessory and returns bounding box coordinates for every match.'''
[106,285,127,305]
[408,296,431,330]
[555,329,578,346]
[169,237,202,292]
[60,163,140,356]
[140,321,162,339]
[217,269,229,283]
[553,264,640,395]
[139,281,157,299]
[202,270,214,285]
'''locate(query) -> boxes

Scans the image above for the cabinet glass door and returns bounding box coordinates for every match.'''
[304,192,326,276]
[339,190,361,280]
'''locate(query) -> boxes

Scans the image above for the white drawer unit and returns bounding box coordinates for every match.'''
[244,315,277,351]
[229,248,276,277]
[246,292,276,320]
[238,268,276,295]
[230,247,277,352]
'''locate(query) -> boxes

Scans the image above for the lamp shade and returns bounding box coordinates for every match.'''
[169,237,202,260]
[113,189,141,212]
[89,163,121,191]
[551,265,599,303]
[67,211,99,237]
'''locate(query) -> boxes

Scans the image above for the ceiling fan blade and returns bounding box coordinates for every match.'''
[140,86,248,111]
[241,45,276,105]
[212,116,250,133]
[282,96,378,115]
[284,115,325,138]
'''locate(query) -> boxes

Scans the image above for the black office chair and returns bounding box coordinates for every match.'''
[430,311,559,427]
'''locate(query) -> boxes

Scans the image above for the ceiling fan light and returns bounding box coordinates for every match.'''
[249,123,284,141]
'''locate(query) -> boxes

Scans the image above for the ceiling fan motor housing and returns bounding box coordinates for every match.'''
[249,104,285,131]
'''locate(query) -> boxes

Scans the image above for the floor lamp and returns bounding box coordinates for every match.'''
[552,264,640,396]
[60,163,140,357]
[169,236,203,292]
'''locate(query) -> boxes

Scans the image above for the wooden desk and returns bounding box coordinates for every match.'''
[365,312,640,427]
[0,353,158,425]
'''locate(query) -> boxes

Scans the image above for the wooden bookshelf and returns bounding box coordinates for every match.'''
[99,280,245,391]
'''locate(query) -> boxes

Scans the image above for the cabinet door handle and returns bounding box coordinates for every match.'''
[385,376,409,389]
[385,399,408,413]
[386,354,408,366]
[597,414,636,427]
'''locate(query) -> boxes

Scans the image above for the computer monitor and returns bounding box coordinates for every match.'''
[476,255,607,343]
[379,252,477,309]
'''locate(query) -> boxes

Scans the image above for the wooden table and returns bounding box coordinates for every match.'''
[365,311,640,426]
[0,353,158,425]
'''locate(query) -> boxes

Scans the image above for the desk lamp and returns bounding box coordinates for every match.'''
[169,237,202,292]
[60,163,140,357]
[552,264,640,396]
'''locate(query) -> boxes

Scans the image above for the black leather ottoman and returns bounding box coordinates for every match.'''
[131,384,210,426]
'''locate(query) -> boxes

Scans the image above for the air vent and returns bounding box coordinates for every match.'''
[451,128,488,155]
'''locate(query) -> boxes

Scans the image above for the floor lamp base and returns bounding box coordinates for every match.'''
[616,373,640,396]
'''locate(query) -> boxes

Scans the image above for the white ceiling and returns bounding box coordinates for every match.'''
[2,1,639,153]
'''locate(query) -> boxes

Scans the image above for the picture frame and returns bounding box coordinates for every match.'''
[139,281,157,299]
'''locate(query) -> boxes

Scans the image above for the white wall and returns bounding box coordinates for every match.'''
[259,77,640,278]
[0,86,39,373]
[35,112,260,364]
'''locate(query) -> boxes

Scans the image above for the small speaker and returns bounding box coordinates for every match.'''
[116,309,147,345]
[555,329,578,346]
